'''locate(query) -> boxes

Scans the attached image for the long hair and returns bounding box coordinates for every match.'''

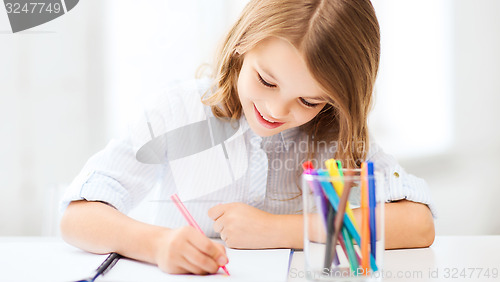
[203,0,380,168]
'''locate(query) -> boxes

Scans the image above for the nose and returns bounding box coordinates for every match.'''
[266,96,292,119]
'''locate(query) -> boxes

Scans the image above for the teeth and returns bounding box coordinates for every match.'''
[260,113,275,123]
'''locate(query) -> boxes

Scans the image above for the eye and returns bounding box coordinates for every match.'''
[300,97,320,108]
[257,73,277,88]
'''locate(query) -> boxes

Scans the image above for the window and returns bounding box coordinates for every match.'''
[370,0,453,159]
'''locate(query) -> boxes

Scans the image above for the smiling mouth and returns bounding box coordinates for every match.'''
[253,104,285,129]
[261,113,276,123]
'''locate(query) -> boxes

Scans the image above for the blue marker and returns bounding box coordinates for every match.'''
[367,162,377,259]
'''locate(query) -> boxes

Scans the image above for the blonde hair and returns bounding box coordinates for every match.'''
[203,0,380,168]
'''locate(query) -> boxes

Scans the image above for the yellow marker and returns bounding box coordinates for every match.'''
[325,159,359,230]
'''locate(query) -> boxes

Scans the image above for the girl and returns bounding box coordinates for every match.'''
[60,0,435,275]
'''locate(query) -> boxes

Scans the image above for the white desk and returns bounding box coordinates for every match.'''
[1,236,498,282]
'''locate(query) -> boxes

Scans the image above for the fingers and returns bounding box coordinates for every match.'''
[188,231,228,265]
[213,219,224,233]
[208,203,227,220]
[209,204,230,235]
[214,242,227,257]
[158,226,229,275]
[177,255,208,275]
[177,241,228,275]
[182,242,220,274]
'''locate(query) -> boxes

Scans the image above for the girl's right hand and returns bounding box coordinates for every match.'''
[154,226,229,275]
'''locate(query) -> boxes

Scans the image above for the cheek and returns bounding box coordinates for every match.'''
[294,106,325,125]
[237,69,266,102]
[237,67,252,99]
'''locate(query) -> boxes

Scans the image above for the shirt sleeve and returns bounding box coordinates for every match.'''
[59,135,162,214]
[366,141,437,218]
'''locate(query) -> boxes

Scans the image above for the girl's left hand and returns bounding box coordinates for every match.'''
[208,203,277,249]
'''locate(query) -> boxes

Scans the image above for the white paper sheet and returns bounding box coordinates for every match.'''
[0,237,291,282]
[105,248,291,282]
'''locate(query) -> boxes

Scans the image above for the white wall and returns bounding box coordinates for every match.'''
[372,0,500,235]
[0,0,108,235]
[409,0,500,235]
[371,0,454,160]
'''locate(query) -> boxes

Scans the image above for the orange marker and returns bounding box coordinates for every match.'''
[360,162,370,275]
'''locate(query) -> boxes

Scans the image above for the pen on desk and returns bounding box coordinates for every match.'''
[367,161,377,259]
[170,193,230,276]
[75,252,122,282]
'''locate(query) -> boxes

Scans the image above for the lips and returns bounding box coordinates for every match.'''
[253,104,285,129]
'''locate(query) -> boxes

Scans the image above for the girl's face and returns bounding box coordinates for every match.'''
[237,37,328,137]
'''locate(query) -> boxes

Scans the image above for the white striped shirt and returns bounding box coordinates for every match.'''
[60,79,436,237]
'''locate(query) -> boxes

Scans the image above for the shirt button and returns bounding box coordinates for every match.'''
[393,172,400,178]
